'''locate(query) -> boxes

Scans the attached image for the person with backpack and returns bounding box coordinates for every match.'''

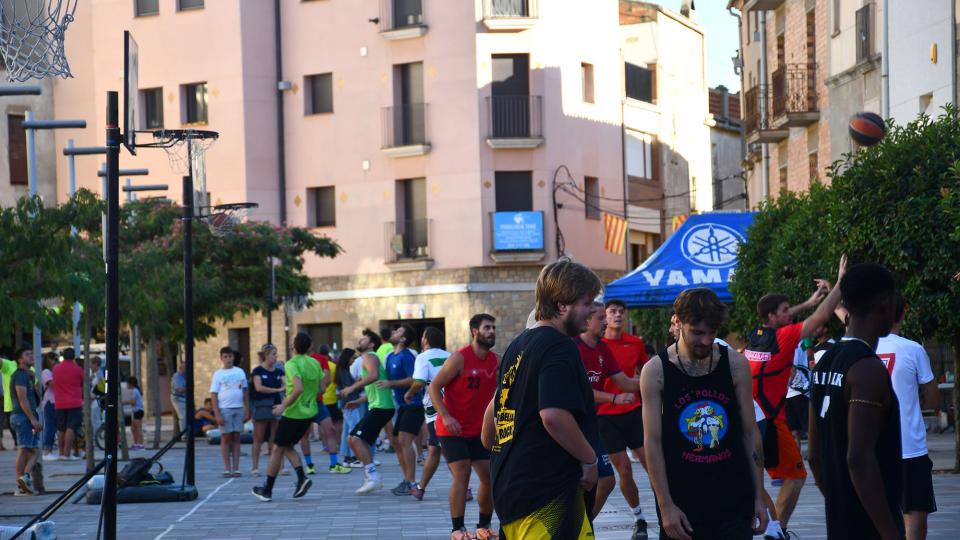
[745,255,846,539]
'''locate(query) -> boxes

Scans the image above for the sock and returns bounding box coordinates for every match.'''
[329,452,338,467]
[452,516,465,532]
[303,454,313,466]
[764,515,783,538]
[264,475,276,492]
[365,463,380,481]
[478,513,493,528]
[631,505,646,521]
[295,466,306,481]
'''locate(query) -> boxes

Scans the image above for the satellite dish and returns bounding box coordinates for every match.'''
[390,234,405,255]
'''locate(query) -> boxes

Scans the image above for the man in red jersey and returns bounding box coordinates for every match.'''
[601,299,650,540]
[430,314,500,540]
[745,256,846,538]
[574,302,639,521]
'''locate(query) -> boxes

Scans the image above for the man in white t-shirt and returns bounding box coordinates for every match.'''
[403,327,450,501]
[210,347,250,477]
[876,296,941,540]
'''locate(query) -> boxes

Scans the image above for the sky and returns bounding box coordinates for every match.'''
[647,0,742,92]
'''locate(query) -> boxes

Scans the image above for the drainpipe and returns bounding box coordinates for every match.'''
[728,5,748,208]
[952,0,958,107]
[881,0,890,117]
[759,9,769,202]
[274,0,288,226]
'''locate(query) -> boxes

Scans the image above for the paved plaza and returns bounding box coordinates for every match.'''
[0,422,957,539]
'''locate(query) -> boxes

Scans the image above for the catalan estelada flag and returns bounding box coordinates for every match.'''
[603,212,628,254]
[672,214,688,232]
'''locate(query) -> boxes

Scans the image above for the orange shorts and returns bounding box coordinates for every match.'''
[766,416,807,480]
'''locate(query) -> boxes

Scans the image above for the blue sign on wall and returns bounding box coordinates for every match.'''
[492,211,544,251]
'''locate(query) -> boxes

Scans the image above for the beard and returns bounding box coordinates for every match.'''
[477,334,496,349]
[562,309,587,337]
[681,332,713,360]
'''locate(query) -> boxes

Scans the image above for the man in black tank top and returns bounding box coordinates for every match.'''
[809,263,904,540]
[640,289,769,540]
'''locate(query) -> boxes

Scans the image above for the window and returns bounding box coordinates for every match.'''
[808,152,818,181]
[584,177,600,220]
[182,82,208,124]
[135,0,159,16]
[396,178,428,258]
[305,73,333,114]
[141,88,163,129]
[7,114,27,185]
[855,4,872,62]
[298,323,343,353]
[308,186,336,227]
[625,130,657,182]
[495,171,532,212]
[392,0,423,28]
[833,0,841,34]
[625,63,655,103]
[178,0,204,10]
[581,62,595,104]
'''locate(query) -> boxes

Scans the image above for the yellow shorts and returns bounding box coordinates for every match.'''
[502,489,595,539]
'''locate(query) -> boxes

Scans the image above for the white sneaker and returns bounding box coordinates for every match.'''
[355,476,382,495]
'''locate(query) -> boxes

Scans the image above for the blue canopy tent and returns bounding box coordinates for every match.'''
[604,212,756,307]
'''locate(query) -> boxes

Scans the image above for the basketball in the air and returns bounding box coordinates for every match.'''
[848,112,886,147]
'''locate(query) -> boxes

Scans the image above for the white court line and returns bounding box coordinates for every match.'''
[154,478,234,540]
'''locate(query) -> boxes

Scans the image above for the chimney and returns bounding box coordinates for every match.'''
[680,0,695,20]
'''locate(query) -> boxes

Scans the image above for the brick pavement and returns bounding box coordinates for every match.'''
[0,424,957,539]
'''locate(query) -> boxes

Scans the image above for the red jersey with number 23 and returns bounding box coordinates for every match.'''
[436,346,498,438]
[598,333,648,415]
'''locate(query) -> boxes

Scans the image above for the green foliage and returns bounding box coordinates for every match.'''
[631,307,673,349]
[1,192,342,349]
[731,106,960,344]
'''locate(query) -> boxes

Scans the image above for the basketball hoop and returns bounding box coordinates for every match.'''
[144,128,218,208]
[0,0,78,82]
[205,202,257,237]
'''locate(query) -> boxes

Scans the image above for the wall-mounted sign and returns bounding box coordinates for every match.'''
[492,211,544,251]
[397,303,426,320]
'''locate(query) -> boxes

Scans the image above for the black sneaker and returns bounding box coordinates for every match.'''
[293,477,313,498]
[251,486,272,502]
[631,519,648,540]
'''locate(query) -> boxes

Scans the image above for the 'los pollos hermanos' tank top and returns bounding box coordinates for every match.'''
[659,345,754,528]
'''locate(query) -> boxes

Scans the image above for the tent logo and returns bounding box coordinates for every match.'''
[680,223,745,268]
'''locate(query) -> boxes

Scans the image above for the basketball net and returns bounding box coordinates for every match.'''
[154,129,217,211]
[0,0,78,82]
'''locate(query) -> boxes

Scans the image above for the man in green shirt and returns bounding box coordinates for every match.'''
[2,355,19,450]
[343,328,397,495]
[252,333,321,502]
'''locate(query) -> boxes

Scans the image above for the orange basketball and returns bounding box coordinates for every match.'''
[849,112,886,147]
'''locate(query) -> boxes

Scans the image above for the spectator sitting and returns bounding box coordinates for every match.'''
[194,398,218,436]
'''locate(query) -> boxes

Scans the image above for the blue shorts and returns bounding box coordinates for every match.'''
[11,413,40,449]
[594,439,614,478]
[313,402,331,424]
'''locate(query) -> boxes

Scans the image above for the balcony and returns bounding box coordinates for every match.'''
[379,0,427,41]
[771,64,819,128]
[385,219,433,270]
[743,0,785,11]
[485,95,543,149]
[382,103,431,157]
[482,0,538,32]
[489,211,545,263]
[743,85,788,144]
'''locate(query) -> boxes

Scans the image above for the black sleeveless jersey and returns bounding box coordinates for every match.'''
[810,339,904,539]
[659,345,754,529]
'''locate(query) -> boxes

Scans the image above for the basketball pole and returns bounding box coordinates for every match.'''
[184,169,196,487]
[103,91,121,540]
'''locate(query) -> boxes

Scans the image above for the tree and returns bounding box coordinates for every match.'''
[731,107,960,471]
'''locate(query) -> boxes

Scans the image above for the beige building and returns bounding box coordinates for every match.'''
[708,85,747,211]
[51,0,710,390]
[620,1,714,267]
[0,75,58,207]
[730,0,831,206]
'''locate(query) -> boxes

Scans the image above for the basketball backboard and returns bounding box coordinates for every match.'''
[123,30,138,155]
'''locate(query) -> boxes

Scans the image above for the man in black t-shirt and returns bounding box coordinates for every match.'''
[481,259,603,539]
[809,263,904,540]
